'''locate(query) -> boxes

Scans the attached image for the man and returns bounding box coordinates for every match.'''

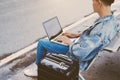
[24,0,118,77]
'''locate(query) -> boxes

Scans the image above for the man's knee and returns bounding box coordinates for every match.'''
[39,39,45,43]
[38,39,45,46]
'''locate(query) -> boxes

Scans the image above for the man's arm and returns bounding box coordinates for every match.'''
[56,36,71,45]
[56,32,81,45]
[62,32,81,38]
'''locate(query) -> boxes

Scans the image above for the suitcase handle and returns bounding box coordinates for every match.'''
[46,54,73,65]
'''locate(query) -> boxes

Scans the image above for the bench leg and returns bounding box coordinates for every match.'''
[79,73,85,80]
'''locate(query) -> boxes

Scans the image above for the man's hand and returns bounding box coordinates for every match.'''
[62,32,80,38]
[56,36,71,45]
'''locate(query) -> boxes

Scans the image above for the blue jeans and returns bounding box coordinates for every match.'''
[35,39,69,64]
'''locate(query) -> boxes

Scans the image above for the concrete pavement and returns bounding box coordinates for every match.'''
[0,0,93,56]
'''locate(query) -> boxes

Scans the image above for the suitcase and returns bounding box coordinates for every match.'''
[38,53,79,80]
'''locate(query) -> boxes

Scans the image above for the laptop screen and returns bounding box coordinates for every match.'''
[43,16,63,40]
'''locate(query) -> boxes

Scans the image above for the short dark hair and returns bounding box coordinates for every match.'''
[100,0,114,6]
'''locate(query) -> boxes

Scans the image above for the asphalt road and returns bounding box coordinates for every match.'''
[0,0,93,56]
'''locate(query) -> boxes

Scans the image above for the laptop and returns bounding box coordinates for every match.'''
[42,16,68,46]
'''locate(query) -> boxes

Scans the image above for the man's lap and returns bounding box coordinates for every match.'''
[38,39,69,54]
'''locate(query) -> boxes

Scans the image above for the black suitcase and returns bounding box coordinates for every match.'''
[38,53,79,80]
